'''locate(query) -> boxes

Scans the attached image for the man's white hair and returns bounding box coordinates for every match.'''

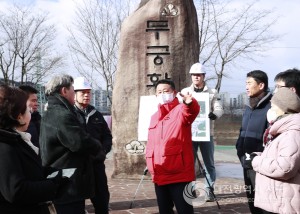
[45,74,74,96]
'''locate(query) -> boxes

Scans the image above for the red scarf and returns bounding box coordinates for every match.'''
[263,124,273,146]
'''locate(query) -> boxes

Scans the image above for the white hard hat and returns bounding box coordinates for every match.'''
[189,63,206,74]
[74,77,92,90]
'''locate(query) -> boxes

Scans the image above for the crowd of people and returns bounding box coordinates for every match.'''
[0,65,299,214]
[236,68,300,214]
[146,66,300,214]
[0,75,111,214]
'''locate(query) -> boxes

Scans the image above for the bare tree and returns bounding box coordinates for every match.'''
[68,0,138,104]
[0,12,18,84]
[195,0,280,92]
[0,5,64,85]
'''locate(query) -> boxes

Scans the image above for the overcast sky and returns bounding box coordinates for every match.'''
[1,0,300,96]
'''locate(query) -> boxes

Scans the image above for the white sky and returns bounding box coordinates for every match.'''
[1,0,300,97]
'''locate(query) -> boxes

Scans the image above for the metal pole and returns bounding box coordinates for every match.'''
[129,167,148,209]
[195,153,221,209]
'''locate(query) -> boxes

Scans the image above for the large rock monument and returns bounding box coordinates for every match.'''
[111,0,200,178]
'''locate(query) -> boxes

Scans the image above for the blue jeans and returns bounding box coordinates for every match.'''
[193,137,216,189]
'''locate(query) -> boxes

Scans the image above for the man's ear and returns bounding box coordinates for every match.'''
[60,87,67,96]
[259,82,265,90]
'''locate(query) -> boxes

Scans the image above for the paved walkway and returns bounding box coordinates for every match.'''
[85,146,251,213]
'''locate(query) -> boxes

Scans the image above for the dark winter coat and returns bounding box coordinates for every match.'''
[74,105,112,155]
[236,92,272,162]
[0,128,57,214]
[27,111,41,148]
[40,94,104,204]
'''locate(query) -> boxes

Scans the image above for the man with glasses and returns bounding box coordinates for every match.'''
[274,68,300,96]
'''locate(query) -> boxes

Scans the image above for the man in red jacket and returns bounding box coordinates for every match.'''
[146,79,200,214]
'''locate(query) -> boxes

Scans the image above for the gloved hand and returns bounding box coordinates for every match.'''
[93,149,106,163]
[49,169,70,197]
[243,153,257,169]
[208,112,217,120]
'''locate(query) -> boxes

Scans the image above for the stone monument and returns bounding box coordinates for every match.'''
[112,0,199,178]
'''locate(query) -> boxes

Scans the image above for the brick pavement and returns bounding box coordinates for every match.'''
[85,148,251,214]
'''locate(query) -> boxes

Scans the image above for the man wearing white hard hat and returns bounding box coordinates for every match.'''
[181,63,224,202]
[74,77,112,214]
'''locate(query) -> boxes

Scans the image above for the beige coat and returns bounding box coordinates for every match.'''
[252,113,300,214]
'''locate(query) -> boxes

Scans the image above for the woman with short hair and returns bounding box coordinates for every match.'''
[0,85,67,214]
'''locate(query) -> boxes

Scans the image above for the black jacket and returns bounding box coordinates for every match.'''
[40,94,104,204]
[74,105,112,154]
[0,128,57,214]
[236,92,272,161]
[27,111,41,148]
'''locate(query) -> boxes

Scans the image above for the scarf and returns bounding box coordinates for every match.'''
[14,129,39,155]
[263,125,272,146]
[249,91,267,109]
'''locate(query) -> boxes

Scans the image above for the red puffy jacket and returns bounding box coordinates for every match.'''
[146,97,200,185]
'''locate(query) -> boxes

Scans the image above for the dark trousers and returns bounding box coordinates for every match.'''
[154,182,194,214]
[243,169,276,214]
[90,162,110,214]
[193,138,215,188]
[54,200,85,214]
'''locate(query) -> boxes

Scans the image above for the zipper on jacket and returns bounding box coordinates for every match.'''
[243,111,252,155]
[161,121,163,139]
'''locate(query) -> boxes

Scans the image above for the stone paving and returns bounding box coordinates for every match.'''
[85,147,251,214]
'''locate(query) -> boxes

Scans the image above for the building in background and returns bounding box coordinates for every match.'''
[219,91,247,115]
[91,87,112,115]
[219,92,230,110]
[237,92,248,108]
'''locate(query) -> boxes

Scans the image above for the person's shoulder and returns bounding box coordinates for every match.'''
[45,105,75,121]
[181,85,193,93]
[0,129,20,147]
[258,92,272,108]
[265,92,272,101]
[87,105,103,115]
[205,86,217,94]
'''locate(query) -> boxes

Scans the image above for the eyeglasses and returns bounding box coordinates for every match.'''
[275,85,289,89]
